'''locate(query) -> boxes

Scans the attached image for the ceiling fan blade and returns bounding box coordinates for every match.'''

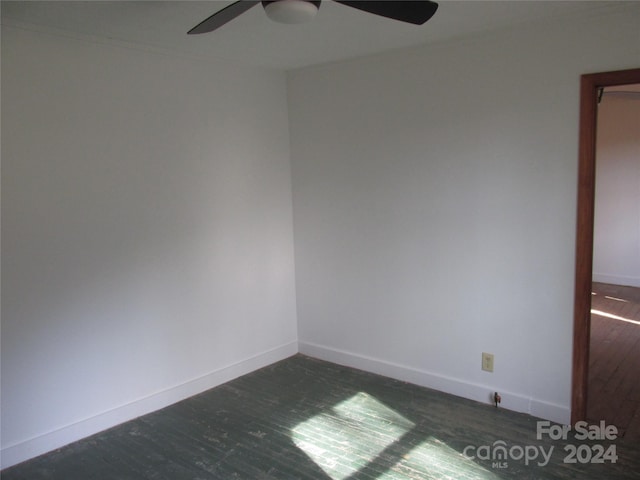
[188,1,261,34]
[333,0,438,25]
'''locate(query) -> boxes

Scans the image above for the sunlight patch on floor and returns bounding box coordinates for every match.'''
[399,437,500,480]
[290,392,498,479]
[291,392,413,479]
[604,295,628,302]
[591,308,640,325]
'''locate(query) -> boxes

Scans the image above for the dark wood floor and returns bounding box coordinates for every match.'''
[588,282,640,440]
[4,354,640,479]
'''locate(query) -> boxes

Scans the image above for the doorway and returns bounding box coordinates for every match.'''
[571,68,640,427]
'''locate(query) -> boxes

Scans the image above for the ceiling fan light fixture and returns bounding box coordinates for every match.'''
[263,0,320,24]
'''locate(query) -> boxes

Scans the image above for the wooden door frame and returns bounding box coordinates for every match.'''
[571,67,640,425]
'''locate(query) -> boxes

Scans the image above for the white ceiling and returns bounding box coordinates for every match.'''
[1,1,622,70]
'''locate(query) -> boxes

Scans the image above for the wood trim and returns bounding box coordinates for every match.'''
[571,68,640,425]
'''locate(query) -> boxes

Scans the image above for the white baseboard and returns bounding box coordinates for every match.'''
[299,341,570,426]
[3,340,572,470]
[529,399,572,426]
[1,341,298,470]
[593,273,640,288]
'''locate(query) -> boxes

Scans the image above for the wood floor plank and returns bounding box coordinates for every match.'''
[4,354,640,479]
[588,283,640,439]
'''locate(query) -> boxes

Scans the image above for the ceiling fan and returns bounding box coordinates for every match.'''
[188,0,439,35]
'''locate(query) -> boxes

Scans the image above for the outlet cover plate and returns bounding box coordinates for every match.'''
[482,352,494,372]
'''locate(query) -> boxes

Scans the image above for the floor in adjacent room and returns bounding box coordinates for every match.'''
[588,282,640,440]
[3,354,639,479]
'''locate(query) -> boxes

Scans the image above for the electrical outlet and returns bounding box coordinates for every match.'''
[482,352,494,372]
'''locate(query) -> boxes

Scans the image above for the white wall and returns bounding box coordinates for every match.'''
[1,26,297,468]
[289,4,640,425]
[593,91,640,287]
